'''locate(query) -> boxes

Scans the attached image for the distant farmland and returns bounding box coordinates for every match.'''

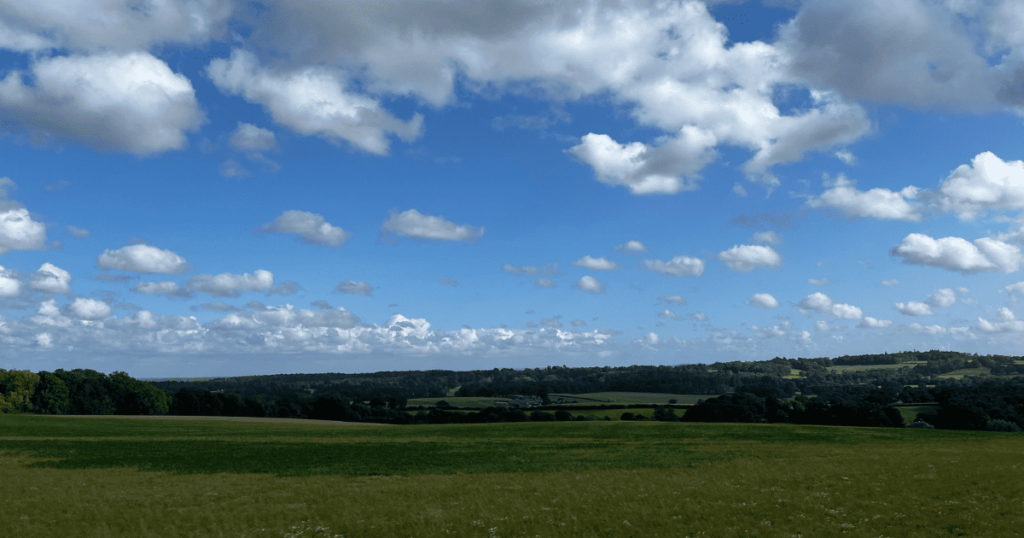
[548,392,710,405]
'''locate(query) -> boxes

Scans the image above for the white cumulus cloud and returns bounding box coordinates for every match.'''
[258,210,351,248]
[895,301,934,316]
[235,0,871,190]
[207,49,423,155]
[909,323,946,335]
[132,281,192,299]
[29,263,71,294]
[926,288,957,309]
[830,304,864,320]
[573,276,606,294]
[644,256,705,277]
[614,240,648,254]
[0,265,21,297]
[229,122,277,153]
[857,317,893,329]
[0,179,47,255]
[658,295,686,305]
[890,233,1022,274]
[0,52,204,155]
[68,298,111,320]
[933,152,1024,220]
[746,293,780,309]
[657,309,684,320]
[572,256,618,271]
[798,292,862,319]
[718,245,783,272]
[96,244,188,274]
[805,175,921,221]
[977,307,1024,333]
[381,209,484,243]
[186,270,274,298]
[567,128,716,195]
[0,208,46,254]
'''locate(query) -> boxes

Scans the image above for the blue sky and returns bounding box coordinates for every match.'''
[1,0,1023,377]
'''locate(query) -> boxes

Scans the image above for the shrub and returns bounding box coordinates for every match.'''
[986,419,1022,432]
[530,411,554,422]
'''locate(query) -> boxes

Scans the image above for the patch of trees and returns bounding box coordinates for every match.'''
[972,356,1024,375]
[680,393,905,428]
[0,369,169,415]
[915,379,1024,431]
[832,350,962,366]
[149,369,469,403]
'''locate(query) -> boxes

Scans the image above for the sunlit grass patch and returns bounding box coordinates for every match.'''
[407,396,518,408]
[549,392,708,405]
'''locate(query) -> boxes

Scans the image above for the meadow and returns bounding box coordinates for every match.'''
[407,392,707,410]
[1,414,1021,537]
[547,392,708,406]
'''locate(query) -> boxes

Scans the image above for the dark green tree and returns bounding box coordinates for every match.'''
[53,369,115,415]
[30,371,71,415]
[108,372,169,415]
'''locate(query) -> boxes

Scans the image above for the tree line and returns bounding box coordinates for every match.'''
[2,350,1022,432]
[0,369,169,415]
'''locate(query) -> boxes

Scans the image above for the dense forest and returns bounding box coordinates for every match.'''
[2,350,1022,432]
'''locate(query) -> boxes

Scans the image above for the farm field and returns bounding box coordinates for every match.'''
[937,367,993,379]
[828,363,922,373]
[407,396,522,408]
[407,392,708,409]
[893,404,939,424]
[547,392,710,405]
[1,415,1022,537]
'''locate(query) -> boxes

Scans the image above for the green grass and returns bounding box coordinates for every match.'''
[894,405,939,424]
[408,391,708,408]
[937,367,992,379]
[1,415,1022,537]
[549,392,710,405]
[829,363,918,373]
[406,396,520,408]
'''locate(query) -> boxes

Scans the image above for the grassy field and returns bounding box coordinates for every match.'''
[828,363,921,373]
[937,367,993,379]
[548,392,710,405]
[407,396,521,408]
[893,405,939,424]
[1,415,1022,537]
[408,392,708,409]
